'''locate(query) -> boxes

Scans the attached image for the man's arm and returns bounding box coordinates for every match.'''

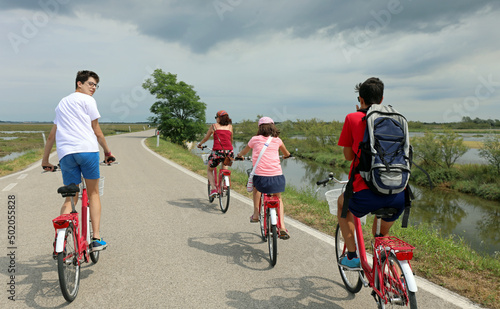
[41,124,57,170]
[343,146,355,161]
[91,119,113,161]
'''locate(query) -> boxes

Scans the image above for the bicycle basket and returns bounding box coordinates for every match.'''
[201,154,210,165]
[325,189,343,215]
[325,188,366,224]
[375,236,414,260]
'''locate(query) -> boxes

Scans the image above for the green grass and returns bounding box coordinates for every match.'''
[146,136,500,309]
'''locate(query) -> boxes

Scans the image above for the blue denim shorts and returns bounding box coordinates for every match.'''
[347,189,405,222]
[253,175,286,194]
[59,152,100,185]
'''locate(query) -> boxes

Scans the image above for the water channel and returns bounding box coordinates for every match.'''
[194,140,500,257]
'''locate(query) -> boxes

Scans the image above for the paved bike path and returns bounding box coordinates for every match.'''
[0,130,484,308]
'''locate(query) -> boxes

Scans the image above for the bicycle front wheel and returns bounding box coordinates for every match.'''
[267,209,278,266]
[259,196,266,242]
[57,223,80,302]
[218,176,230,213]
[89,218,99,264]
[375,253,418,309]
[334,224,363,293]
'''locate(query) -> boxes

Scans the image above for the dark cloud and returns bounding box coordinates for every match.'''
[2,0,498,53]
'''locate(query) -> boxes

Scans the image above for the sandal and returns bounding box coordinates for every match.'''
[279,229,290,240]
[249,215,259,223]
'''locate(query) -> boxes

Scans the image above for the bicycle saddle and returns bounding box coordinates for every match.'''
[57,183,80,197]
[371,207,398,219]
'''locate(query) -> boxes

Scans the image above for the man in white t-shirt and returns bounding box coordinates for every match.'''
[42,70,115,251]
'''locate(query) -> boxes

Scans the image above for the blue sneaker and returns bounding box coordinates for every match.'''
[91,238,108,251]
[339,255,360,268]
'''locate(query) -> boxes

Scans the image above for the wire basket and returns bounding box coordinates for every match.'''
[325,189,343,215]
[201,154,210,165]
[375,236,414,260]
[325,188,366,224]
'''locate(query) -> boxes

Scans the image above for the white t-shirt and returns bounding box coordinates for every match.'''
[54,92,100,160]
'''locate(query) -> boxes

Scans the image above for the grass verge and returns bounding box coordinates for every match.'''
[146,137,500,309]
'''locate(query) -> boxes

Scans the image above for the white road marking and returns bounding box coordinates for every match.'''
[3,183,17,191]
[17,174,28,179]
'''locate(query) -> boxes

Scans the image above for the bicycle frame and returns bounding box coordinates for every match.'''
[211,166,231,192]
[352,215,417,301]
[52,184,91,264]
[318,173,417,307]
[260,194,281,235]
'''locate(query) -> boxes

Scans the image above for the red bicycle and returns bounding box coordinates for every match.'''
[235,156,285,267]
[317,173,418,308]
[46,160,115,302]
[200,146,231,213]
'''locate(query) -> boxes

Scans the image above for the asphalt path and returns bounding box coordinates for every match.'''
[0,130,485,308]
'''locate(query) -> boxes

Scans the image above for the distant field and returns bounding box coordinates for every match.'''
[0,123,150,170]
[462,140,483,149]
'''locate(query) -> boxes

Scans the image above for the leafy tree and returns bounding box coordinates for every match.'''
[412,130,468,168]
[437,129,468,168]
[143,69,206,145]
[412,132,442,167]
[234,118,258,142]
[479,135,500,174]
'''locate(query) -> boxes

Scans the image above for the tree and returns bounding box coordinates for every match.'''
[437,129,468,168]
[412,132,442,167]
[479,135,500,174]
[412,130,468,168]
[143,69,206,145]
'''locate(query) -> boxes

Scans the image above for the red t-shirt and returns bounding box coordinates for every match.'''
[338,111,369,192]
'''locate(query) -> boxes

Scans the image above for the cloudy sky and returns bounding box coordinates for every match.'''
[1,0,499,124]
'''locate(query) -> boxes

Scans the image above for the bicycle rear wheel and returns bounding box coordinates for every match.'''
[207,181,215,203]
[89,218,99,264]
[375,253,418,309]
[267,209,278,266]
[218,176,230,213]
[334,224,363,293]
[57,223,80,302]
[259,196,266,242]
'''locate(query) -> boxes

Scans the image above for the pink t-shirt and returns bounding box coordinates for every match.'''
[248,135,283,176]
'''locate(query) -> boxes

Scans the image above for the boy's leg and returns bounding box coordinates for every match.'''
[85,178,102,239]
[60,196,78,215]
[337,194,357,252]
[377,220,395,236]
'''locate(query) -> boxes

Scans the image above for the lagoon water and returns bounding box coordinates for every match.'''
[194,140,500,256]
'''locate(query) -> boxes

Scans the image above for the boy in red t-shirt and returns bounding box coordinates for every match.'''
[337,77,405,268]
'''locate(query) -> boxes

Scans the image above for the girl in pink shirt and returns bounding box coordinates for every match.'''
[237,117,291,239]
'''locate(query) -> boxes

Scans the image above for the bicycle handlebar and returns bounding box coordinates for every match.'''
[102,155,117,165]
[42,165,59,173]
[234,156,251,161]
[234,155,293,161]
[316,172,348,186]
